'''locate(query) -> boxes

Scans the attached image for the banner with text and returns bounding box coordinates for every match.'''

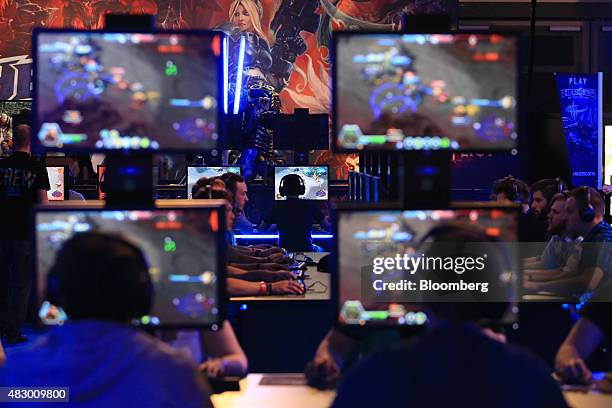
[555,72,603,189]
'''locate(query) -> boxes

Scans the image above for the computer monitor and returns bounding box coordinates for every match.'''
[187,165,241,199]
[334,205,519,328]
[33,29,221,153]
[274,166,329,201]
[333,33,518,152]
[46,166,67,201]
[35,203,226,328]
[97,165,107,200]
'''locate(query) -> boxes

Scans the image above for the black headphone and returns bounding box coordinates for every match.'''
[46,235,153,321]
[501,176,522,204]
[578,186,595,222]
[555,178,564,194]
[279,174,306,197]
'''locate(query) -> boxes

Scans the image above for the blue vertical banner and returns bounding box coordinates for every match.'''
[555,72,603,189]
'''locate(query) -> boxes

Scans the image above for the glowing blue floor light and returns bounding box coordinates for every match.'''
[222,36,229,114]
[233,35,246,115]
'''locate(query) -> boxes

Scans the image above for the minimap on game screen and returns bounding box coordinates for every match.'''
[36,209,220,326]
[187,166,241,199]
[335,34,517,151]
[336,209,519,326]
[36,32,219,151]
[274,166,329,201]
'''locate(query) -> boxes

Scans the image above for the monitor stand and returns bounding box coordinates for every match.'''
[400,151,452,208]
[102,14,157,208]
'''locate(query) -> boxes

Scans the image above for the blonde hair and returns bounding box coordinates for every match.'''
[229,0,271,46]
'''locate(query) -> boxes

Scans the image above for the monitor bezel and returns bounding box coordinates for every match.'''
[96,164,107,200]
[273,165,330,202]
[332,202,522,331]
[32,201,228,329]
[32,28,223,154]
[331,31,521,154]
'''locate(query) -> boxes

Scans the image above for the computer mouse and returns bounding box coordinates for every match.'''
[317,254,330,273]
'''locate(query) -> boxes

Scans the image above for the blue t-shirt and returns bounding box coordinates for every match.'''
[0,320,210,408]
[578,221,612,282]
[539,235,576,269]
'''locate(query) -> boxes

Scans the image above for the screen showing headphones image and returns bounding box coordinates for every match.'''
[274,166,329,201]
[35,208,223,327]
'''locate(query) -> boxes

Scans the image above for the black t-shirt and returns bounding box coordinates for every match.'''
[264,198,324,251]
[0,152,50,240]
[332,324,568,408]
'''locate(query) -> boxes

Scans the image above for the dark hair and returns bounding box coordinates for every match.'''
[568,186,604,218]
[419,224,512,324]
[47,232,152,322]
[192,176,212,198]
[220,172,245,196]
[220,172,245,214]
[192,176,227,199]
[194,186,231,202]
[530,178,566,197]
[12,124,30,150]
[492,175,529,203]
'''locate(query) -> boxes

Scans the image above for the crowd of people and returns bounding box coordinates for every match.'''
[490,175,612,297]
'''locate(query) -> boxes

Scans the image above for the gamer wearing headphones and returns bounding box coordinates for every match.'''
[530,178,568,222]
[522,193,585,294]
[0,233,212,407]
[330,225,568,408]
[260,173,331,252]
[492,175,548,245]
[562,187,612,289]
[522,187,611,296]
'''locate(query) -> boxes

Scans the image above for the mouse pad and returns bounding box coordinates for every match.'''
[259,374,308,386]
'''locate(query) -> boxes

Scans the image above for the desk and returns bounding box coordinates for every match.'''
[211,374,612,408]
[211,374,335,408]
[230,252,331,302]
[229,253,333,372]
[563,391,612,408]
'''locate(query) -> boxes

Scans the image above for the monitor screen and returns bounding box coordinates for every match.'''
[35,207,224,328]
[46,166,66,201]
[336,207,519,327]
[187,166,241,199]
[34,30,220,152]
[274,166,329,201]
[334,33,518,152]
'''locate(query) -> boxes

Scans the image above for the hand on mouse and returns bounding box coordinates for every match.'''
[271,280,304,295]
[200,358,225,378]
[305,351,341,388]
[555,357,592,385]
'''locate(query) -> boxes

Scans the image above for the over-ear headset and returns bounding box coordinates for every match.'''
[279,174,306,197]
[578,186,595,222]
[46,234,153,321]
[501,175,522,204]
[555,178,563,194]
